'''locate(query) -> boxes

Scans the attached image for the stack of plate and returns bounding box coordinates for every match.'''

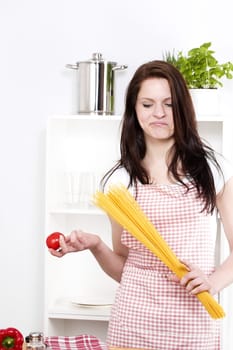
[70,295,114,308]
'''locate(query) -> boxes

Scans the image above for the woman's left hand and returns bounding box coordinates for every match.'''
[169,260,217,295]
[180,260,217,295]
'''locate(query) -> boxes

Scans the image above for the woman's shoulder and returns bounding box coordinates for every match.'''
[104,167,131,193]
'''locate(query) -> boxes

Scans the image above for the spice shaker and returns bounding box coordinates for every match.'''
[26,332,46,350]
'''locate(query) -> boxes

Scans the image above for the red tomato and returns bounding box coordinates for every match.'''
[46,232,65,250]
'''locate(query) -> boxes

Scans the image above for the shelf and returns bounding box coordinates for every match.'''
[48,113,225,122]
[48,311,110,322]
[48,208,105,215]
[196,115,225,122]
[48,114,122,121]
[48,299,111,321]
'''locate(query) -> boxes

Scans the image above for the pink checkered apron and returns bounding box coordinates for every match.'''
[107,182,221,349]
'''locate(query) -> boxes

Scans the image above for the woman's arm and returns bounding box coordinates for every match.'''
[208,176,233,293]
[49,216,128,283]
[178,177,233,295]
[91,217,128,282]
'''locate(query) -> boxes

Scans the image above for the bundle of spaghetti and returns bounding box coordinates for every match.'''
[93,184,225,319]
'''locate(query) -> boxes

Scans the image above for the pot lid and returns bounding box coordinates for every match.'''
[77,52,117,65]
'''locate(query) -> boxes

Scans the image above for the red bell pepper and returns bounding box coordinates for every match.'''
[0,328,24,350]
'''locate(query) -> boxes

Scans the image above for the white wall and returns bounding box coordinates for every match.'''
[0,0,233,344]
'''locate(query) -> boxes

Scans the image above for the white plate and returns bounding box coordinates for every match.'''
[70,295,114,307]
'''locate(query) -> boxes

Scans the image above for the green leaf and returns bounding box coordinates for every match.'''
[163,42,233,88]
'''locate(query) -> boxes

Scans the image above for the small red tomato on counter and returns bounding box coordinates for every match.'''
[0,327,24,350]
[46,231,65,250]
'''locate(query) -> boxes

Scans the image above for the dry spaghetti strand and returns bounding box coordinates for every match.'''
[93,184,225,319]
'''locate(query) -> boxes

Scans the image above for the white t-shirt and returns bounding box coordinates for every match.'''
[208,153,233,194]
[104,167,131,192]
[105,153,233,195]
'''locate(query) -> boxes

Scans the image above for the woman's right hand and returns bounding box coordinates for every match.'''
[48,229,101,257]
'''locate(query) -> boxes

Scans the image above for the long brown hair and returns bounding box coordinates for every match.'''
[102,60,222,213]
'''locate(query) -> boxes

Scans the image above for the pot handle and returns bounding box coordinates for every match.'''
[65,63,79,70]
[112,64,128,71]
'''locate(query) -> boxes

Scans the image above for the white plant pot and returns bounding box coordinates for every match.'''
[190,88,220,116]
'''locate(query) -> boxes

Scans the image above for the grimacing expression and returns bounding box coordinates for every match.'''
[135,78,174,143]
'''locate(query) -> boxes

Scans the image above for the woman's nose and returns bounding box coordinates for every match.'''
[152,103,165,118]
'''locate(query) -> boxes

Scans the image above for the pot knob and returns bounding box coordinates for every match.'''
[92,52,103,61]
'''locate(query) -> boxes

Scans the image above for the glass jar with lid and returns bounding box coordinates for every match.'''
[26,332,46,350]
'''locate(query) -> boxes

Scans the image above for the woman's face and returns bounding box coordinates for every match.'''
[135,78,174,143]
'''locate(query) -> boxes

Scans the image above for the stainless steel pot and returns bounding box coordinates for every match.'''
[66,53,127,115]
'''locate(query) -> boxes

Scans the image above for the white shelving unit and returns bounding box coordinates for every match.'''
[44,113,233,345]
[44,114,122,339]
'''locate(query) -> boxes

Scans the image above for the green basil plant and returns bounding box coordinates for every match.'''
[163,42,233,89]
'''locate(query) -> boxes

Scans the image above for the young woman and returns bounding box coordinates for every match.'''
[49,60,233,349]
